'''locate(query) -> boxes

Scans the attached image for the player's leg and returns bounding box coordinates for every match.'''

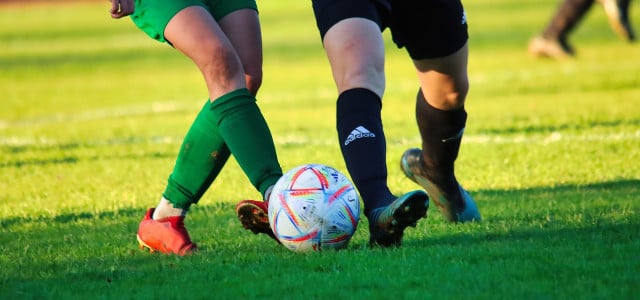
[166,5,282,202]
[131,0,218,255]
[217,8,277,240]
[134,0,282,254]
[392,0,480,223]
[404,44,479,223]
[528,0,595,59]
[324,18,391,212]
[212,8,284,241]
[313,0,428,247]
[600,0,635,41]
[167,4,283,234]
[218,9,263,95]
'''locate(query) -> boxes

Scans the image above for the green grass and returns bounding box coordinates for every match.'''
[1,0,639,299]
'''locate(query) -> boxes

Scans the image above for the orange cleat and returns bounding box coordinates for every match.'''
[136,208,196,256]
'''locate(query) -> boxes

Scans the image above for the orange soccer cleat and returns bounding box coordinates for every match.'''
[136,208,196,256]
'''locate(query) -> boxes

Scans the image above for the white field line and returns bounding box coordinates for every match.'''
[0,131,639,147]
[0,102,196,129]
[1,103,639,146]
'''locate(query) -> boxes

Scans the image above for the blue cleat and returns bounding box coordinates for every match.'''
[400,148,481,223]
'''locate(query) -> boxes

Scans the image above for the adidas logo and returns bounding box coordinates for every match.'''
[344,126,376,146]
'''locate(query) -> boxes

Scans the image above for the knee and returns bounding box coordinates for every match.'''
[422,75,469,110]
[199,44,243,89]
[244,68,263,96]
[336,63,385,97]
[446,78,469,109]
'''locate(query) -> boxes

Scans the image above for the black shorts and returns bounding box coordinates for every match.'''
[312,0,468,59]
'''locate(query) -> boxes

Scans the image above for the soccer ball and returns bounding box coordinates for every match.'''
[268,164,360,252]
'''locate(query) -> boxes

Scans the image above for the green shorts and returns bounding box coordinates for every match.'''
[131,0,258,43]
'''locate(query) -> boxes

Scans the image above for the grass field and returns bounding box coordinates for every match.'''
[1,0,639,299]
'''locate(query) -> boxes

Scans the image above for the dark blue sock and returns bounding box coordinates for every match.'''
[336,88,394,218]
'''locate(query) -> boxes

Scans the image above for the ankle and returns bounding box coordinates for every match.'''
[152,198,187,220]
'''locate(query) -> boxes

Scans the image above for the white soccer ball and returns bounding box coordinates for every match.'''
[268,164,360,252]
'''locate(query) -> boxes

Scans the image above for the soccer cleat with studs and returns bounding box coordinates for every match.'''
[136,208,196,256]
[401,148,481,223]
[368,190,429,247]
[236,200,279,243]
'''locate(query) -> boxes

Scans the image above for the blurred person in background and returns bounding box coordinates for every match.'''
[529,0,635,59]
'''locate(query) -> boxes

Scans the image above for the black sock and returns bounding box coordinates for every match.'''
[336,88,394,218]
[415,89,467,194]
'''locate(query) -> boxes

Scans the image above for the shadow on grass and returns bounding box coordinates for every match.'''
[478,118,640,135]
[0,152,174,168]
[1,178,638,299]
[2,178,637,230]
[476,178,639,195]
[1,136,180,168]
[401,178,640,248]
[413,219,638,250]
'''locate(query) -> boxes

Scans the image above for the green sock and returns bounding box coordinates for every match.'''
[210,88,283,197]
[162,101,231,209]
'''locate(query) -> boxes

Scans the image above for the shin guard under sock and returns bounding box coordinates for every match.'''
[163,101,231,209]
[210,89,283,197]
[336,88,394,217]
[415,89,467,195]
